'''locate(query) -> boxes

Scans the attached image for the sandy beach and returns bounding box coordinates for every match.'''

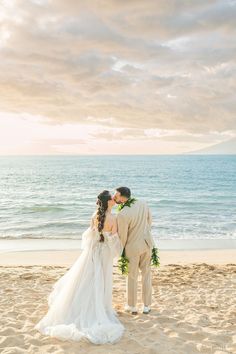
[0,250,235,354]
[1,0,236,351]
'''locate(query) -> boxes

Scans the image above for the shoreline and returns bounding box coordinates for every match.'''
[0,248,235,266]
[0,237,236,254]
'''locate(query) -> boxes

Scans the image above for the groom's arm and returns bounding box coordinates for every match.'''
[117,213,129,248]
[147,206,155,247]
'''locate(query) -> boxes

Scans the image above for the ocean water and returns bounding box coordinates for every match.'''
[0,155,235,241]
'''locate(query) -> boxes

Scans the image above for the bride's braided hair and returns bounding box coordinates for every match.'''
[96,190,111,242]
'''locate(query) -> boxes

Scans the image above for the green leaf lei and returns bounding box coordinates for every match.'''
[117,198,160,275]
[117,249,129,275]
[117,197,137,212]
[151,247,160,267]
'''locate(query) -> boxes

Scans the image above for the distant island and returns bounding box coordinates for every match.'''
[186,137,236,155]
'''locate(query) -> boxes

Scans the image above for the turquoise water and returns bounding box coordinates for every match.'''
[0,155,235,240]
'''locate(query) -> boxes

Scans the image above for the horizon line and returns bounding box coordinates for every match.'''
[0,153,235,157]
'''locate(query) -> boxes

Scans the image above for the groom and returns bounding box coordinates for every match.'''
[114,187,154,315]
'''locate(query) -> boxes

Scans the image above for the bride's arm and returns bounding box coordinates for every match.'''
[148,206,152,228]
[82,212,97,249]
[90,216,94,228]
[90,211,97,228]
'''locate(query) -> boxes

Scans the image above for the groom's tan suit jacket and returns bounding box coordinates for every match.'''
[117,199,154,306]
[117,199,154,257]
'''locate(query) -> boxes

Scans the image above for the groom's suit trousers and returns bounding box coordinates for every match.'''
[127,247,152,307]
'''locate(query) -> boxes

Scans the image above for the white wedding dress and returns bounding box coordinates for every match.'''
[34,226,124,344]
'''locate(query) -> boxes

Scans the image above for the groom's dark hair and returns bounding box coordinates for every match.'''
[116,186,131,198]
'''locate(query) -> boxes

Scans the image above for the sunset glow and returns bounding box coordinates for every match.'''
[0,0,235,154]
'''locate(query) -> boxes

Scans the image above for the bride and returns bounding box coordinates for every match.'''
[34,190,124,344]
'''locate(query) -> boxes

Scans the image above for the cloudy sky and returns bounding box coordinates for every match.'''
[0,0,235,154]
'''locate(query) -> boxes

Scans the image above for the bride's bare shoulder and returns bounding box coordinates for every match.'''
[104,212,116,222]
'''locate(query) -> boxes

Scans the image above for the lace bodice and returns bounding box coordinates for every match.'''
[81,227,123,258]
[92,228,118,241]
